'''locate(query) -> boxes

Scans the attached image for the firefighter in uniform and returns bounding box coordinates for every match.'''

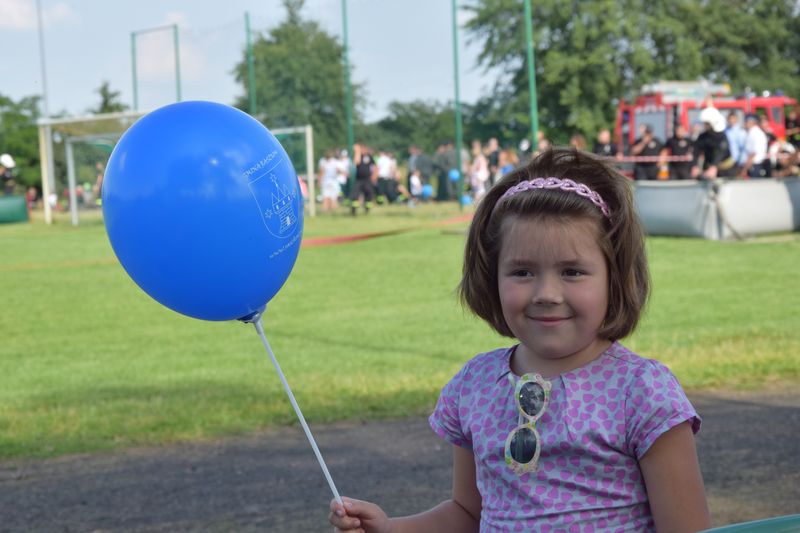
[663,125,693,180]
[692,107,738,179]
[630,124,663,180]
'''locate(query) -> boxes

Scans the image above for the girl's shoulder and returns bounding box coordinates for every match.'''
[599,342,685,392]
[449,346,514,387]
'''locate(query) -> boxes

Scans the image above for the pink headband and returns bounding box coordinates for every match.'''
[497,177,611,219]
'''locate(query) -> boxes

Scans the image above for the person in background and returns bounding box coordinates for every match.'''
[759,115,776,146]
[630,125,663,180]
[318,150,341,213]
[92,161,105,207]
[592,129,618,159]
[724,113,747,168]
[1,153,16,195]
[769,140,799,177]
[337,149,351,199]
[407,145,431,196]
[350,144,377,216]
[408,168,423,206]
[785,105,800,150]
[536,133,551,155]
[375,149,396,204]
[662,125,693,180]
[517,138,533,165]
[497,148,519,177]
[692,107,738,180]
[741,114,770,178]
[432,142,453,202]
[26,186,39,209]
[468,139,490,202]
[569,133,587,152]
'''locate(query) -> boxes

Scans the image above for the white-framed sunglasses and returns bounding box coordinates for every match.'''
[504,373,551,474]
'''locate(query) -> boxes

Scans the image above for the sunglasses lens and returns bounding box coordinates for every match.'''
[518,381,545,417]
[509,426,538,464]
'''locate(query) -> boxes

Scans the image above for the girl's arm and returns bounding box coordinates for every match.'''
[330,445,481,533]
[639,421,711,533]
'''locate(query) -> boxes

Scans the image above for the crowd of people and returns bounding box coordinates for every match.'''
[317,106,800,215]
[316,138,539,215]
[618,105,800,181]
[5,105,799,217]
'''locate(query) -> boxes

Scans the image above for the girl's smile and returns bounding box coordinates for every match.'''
[498,216,611,376]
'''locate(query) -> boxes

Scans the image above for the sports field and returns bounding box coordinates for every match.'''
[1,205,798,460]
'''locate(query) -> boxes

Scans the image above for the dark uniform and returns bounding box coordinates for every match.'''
[351,153,375,215]
[693,130,738,178]
[664,135,693,180]
[592,141,618,158]
[633,137,663,180]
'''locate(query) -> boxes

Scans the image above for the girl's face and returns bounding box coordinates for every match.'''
[497,216,610,376]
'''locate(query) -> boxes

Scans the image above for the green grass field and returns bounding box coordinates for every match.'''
[1,205,798,460]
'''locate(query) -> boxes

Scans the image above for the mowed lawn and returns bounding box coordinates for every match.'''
[0,206,798,459]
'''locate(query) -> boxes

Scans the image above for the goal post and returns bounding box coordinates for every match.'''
[37,111,146,226]
[37,112,316,225]
[271,124,316,217]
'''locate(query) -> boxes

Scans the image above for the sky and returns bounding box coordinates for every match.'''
[0,0,498,123]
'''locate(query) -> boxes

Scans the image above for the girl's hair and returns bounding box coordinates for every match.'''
[459,148,649,341]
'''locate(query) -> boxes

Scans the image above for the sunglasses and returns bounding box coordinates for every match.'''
[504,373,551,474]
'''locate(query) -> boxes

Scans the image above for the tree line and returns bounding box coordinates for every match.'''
[2,0,798,190]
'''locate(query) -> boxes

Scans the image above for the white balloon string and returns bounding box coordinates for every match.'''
[253,318,343,506]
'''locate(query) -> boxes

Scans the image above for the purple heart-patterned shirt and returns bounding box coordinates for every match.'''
[429,342,700,533]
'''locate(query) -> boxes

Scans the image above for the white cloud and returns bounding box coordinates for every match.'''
[0,0,75,30]
[0,0,36,29]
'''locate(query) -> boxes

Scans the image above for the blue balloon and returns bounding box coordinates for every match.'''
[103,101,304,321]
[461,194,474,206]
[421,184,433,199]
[448,169,461,182]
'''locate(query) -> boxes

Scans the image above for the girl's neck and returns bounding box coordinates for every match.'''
[510,338,613,378]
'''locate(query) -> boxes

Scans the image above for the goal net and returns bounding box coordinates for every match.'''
[37,112,315,225]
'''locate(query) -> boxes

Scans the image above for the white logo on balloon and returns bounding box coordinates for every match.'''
[247,154,300,239]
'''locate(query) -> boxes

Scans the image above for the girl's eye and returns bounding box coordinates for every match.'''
[563,268,583,277]
[512,269,532,277]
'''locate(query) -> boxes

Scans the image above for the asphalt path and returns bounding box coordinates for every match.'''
[1,389,798,532]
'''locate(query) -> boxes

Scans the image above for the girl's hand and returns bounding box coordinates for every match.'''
[329,497,391,533]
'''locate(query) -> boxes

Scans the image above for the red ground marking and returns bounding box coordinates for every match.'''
[301,213,473,248]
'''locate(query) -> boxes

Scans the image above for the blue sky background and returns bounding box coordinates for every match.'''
[1,0,499,122]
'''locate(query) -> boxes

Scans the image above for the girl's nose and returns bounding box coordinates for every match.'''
[532,276,564,305]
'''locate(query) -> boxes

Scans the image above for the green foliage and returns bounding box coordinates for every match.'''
[463,0,800,144]
[0,93,41,188]
[232,2,365,159]
[364,100,457,156]
[87,81,129,115]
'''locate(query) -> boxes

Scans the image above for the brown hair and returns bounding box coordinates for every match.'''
[458,148,649,341]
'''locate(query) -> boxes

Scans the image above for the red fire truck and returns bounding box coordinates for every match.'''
[615,81,798,154]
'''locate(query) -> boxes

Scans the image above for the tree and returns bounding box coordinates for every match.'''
[463,0,800,144]
[88,81,129,115]
[232,0,365,158]
[0,93,42,188]
[367,100,458,156]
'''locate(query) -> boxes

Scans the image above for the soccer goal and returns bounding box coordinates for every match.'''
[37,112,316,225]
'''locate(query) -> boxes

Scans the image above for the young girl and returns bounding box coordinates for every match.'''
[330,148,710,532]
